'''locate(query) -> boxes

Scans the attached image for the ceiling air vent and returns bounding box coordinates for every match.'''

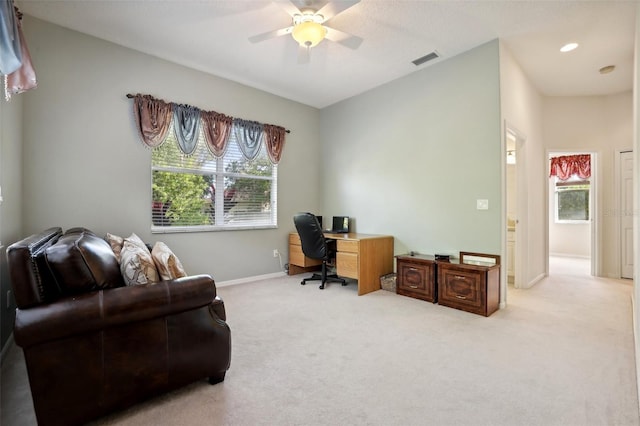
[412,51,439,66]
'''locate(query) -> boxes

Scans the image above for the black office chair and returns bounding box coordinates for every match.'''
[293,212,347,290]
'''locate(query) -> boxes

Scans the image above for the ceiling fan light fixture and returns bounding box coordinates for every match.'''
[292,21,326,48]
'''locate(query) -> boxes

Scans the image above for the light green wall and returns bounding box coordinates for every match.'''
[0,85,24,349]
[19,16,322,281]
[320,40,502,257]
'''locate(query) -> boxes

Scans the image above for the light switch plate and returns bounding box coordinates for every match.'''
[477,199,489,210]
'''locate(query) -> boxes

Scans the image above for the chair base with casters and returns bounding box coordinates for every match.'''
[301,261,347,289]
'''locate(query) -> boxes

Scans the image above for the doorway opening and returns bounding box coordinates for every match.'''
[547,151,596,277]
[504,124,526,302]
[505,132,517,286]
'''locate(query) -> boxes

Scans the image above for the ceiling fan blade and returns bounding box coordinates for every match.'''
[297,45,310,64]
[248,26,293,43]
[324,26,363,49]
[317,0,360,22]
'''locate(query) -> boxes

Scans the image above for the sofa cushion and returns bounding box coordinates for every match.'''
[151,242,187,281]
[45,229,125,295]
[105,233,124,263]
[120,234,159,286]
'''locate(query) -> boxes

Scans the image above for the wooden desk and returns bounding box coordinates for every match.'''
[288,232,394,296]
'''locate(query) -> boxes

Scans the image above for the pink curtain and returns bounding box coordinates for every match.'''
[549,154,591,180]
[263,124,286,164]
[201,110,233,158]
[132,94,173,148]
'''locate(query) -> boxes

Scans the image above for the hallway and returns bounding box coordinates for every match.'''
[548,255,591,277]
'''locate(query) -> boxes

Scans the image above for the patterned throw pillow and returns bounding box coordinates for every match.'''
[105,232,124,263]
[151,242,187,281]
[119,233,159,286]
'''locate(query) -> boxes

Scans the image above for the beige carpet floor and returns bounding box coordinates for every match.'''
[1,257,638,426]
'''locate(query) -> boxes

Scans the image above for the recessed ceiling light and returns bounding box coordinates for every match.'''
[560,42,579,53]
[599,65,615,74]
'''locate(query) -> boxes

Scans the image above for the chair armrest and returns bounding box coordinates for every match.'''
[14,274,217,348]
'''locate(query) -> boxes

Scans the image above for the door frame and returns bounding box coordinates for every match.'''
[545,149,599,276]
[502,122,527,307]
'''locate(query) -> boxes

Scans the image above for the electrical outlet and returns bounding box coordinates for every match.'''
[476,199,489,210]
[273,249,279,258]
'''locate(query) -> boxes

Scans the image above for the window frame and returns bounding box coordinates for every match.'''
[554,177,590,224]
[151,131,278,234]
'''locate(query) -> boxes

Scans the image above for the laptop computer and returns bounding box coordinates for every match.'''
[325,216,349,234]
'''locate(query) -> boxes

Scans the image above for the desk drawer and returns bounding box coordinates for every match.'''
[337,240,359,253]
[337,252,358,279]
[289,244,322,268]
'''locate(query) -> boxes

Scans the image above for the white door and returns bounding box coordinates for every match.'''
[620,150,633,279]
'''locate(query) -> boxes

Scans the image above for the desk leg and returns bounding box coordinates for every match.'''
[357,237,394,296]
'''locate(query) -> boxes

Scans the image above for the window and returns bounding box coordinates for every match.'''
[554,176,590,223]
[152,125,277,232]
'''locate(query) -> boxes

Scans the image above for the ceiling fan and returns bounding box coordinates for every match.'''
[249,0,363,64]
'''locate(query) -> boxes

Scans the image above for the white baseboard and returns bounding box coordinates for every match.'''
[632,294,640,419]
[1,333,14,366]
[519,273,546,289]
[216,271,287,287]
[549,252,590,259]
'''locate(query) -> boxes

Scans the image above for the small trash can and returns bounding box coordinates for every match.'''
[380,273,396,292]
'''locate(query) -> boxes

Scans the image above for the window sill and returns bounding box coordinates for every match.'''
[554,220,590,225]
[151,224,277,234]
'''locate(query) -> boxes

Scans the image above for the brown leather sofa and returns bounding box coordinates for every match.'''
[7,227,231,426]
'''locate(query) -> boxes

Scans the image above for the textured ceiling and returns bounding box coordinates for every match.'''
[16,0,637,108]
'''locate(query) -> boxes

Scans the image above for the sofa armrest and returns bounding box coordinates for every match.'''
[211,296,226,321]
[14,274,218,348]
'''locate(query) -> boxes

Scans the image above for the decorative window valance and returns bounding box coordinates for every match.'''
[173,103,200,156]
[201,110,233,158]
[128,93,288,164]
[233,118,264,161]
[1,3,37,101]
[549,154,591,181]
[132,94,173,148]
